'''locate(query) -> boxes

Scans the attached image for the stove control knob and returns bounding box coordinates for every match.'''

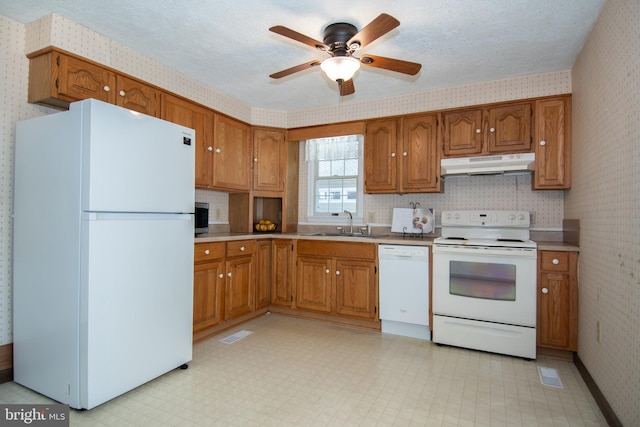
[518,214,526,221]
[509,213,516,220]
[454,213,460,220]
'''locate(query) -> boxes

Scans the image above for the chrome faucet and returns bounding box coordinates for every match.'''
[344,210,353,234]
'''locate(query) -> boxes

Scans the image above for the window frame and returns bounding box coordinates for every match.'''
[305,135,364,224]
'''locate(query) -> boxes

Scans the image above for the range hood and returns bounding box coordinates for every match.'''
[441,153,535,176]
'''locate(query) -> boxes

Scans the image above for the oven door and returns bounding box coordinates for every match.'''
[432,244,537,326]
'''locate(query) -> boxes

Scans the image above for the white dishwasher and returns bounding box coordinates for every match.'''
[378,245,430,340]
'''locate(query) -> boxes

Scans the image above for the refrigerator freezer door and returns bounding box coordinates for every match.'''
[79,213,194,409]
[78,99,195,214]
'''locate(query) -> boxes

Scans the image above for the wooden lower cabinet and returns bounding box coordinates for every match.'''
[193,242,226,335]
[193,240,258,341]
[271,239,294,307]
[294,240,378,323]
[255,240,272,309]
[537,250,578,352]
[224,240,256,320]
[334,259,377,320]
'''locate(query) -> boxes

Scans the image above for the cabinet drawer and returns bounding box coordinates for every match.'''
[297,240,376,260]
[194,242,226,263]
[226,240,256,257]
[540,251,570,272]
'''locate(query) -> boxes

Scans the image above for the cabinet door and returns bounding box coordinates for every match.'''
[364,120,398,193]
[193,261,224,332]
[537,272,573,349]
[225,256,255,319]
[442,109,483,156]
[534,97,571,189]
[401,114,440,192]
[487,103,532,153]
[160,93,215,188]
[296,256,332,313]
[57,54,116,104]
[253,129,286,192]
[335,259,377,320]
[213,115,251,191]
[255,240,272,309]
[272,240,293,307]
[115,75,158,117]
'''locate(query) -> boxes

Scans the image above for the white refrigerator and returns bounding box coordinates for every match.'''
[13,99,196,409]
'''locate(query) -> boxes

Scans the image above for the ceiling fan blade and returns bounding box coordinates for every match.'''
[269,60,322,79]
[339,79,355,96]
[360,54,422,75]
[269,25,329,51]
[347,13,400,49]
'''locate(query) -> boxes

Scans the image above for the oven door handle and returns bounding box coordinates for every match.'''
[433,245,537,258]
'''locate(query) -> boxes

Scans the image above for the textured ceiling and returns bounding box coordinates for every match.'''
[0,0,605,112]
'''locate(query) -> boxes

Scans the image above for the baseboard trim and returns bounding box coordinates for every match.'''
[574,353,622,427]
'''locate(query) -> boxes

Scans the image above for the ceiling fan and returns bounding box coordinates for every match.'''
[269,13,422,96]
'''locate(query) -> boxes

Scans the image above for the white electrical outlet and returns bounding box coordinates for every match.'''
[215,208,221,220]
[367,212,375,222]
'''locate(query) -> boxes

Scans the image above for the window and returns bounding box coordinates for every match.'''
[306,135,363,222]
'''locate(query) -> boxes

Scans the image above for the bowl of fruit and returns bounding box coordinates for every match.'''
[254,219,277,232]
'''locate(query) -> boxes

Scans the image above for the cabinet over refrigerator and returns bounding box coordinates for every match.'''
[13,99,196,409]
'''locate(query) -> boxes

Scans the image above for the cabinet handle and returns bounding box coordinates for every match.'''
[254,158,258,162]
[207,146,213,152]
[542,287,549,294]
[240,246,245,252]
[402,152,408,157]
[552,258,560,265]
[476,128,481,134]
[489,127,495,133]
[103,85,110,92]
[218,273,224,279]
[215,148,221,153]
[227,272,232,278]
[391,153,396,158]
[119,90,125,96]
[335,270,340,276]
[325,269,330,274]
[540,140,547,146]
[204,249,210,255]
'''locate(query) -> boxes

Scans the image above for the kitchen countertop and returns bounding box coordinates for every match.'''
[194,232,579,251]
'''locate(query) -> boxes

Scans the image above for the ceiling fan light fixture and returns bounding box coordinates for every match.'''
[320,56,360,82]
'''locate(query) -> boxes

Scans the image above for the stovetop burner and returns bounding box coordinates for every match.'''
[436,210,536,249]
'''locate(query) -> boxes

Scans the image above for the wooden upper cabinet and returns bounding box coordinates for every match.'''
[28,49,157,116]
[364,119,398,193]
[534,96,571,189]
[29,50,115,108]
[365,115,441,194]
[115,74,157,116]
[443,102,532,157]
[160,93,214,188]
[442,108,484,156]
[487,103,532,153]
[401,114,441,193]
[253,128,286,193]
[213,114,251,191]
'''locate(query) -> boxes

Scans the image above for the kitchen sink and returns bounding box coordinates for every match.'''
[304,232,388,239]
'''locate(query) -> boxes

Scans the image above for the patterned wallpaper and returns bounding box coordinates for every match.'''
[567,0,640,425]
